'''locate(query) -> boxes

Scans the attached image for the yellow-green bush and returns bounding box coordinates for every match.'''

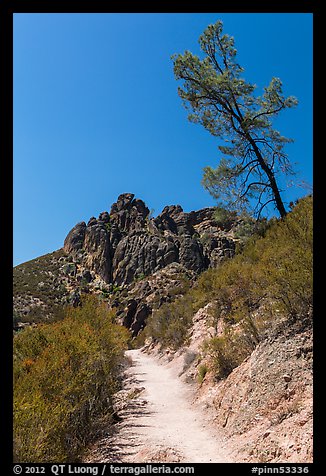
[14,295,130,463]
[200,195,312,323]
[204,196,312,378]
[145,295,194,350]
[202,320,259,380]
[197,363,208,384]
[257,195,313,320]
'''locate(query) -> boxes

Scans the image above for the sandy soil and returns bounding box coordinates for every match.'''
[83,348,234,463]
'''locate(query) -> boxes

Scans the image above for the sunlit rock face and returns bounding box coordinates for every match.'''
[64,193,236,286]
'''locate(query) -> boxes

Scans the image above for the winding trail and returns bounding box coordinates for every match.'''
[84,348,233,463]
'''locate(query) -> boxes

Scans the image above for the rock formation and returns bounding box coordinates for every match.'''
[63,193,236,287]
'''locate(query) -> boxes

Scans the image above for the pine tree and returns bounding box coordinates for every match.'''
[173,20,298,218]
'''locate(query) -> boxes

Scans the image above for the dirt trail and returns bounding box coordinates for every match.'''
[83,348,233,463]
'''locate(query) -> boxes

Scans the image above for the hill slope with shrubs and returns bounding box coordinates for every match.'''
[145,195,313,358]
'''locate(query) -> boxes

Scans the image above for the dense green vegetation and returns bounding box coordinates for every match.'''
[13,295,130,462]
[146,196,313,376]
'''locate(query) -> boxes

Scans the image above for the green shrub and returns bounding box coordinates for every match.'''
[202,324,257,380]
[145,294,194,350]
[13,295,130,462]
[197,363,208,384]
[257,195,313,320]
[202,196,312,325]
[213,206,237,229]
[201,196,313,380]
[234,214,269,250]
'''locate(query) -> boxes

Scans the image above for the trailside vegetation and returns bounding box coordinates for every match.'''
[13,295,130,462]
[145,196,312,375]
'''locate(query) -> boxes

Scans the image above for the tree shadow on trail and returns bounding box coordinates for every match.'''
[84,373,155,462]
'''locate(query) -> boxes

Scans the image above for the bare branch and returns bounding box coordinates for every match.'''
[257,199,275,219]
[251,102,285,122]
[240,181,272,200]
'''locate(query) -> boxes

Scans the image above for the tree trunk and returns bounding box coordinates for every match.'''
[247,135,287,218]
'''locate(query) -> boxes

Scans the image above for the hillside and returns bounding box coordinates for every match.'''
[83,319,312,464]
[138,312,312,463]
[13,194,313,463]
[13,249,70,326]
[14,192,242,331]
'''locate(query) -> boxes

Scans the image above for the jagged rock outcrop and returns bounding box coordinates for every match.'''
[110,193,150,233]
[14,193,239,330]
[63,193,237,287]
[112,232,180,286]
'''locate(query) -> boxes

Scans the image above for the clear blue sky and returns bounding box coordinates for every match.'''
[13,13,313,266]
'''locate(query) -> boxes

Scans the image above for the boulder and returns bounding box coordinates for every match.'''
[98,211,110,223]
